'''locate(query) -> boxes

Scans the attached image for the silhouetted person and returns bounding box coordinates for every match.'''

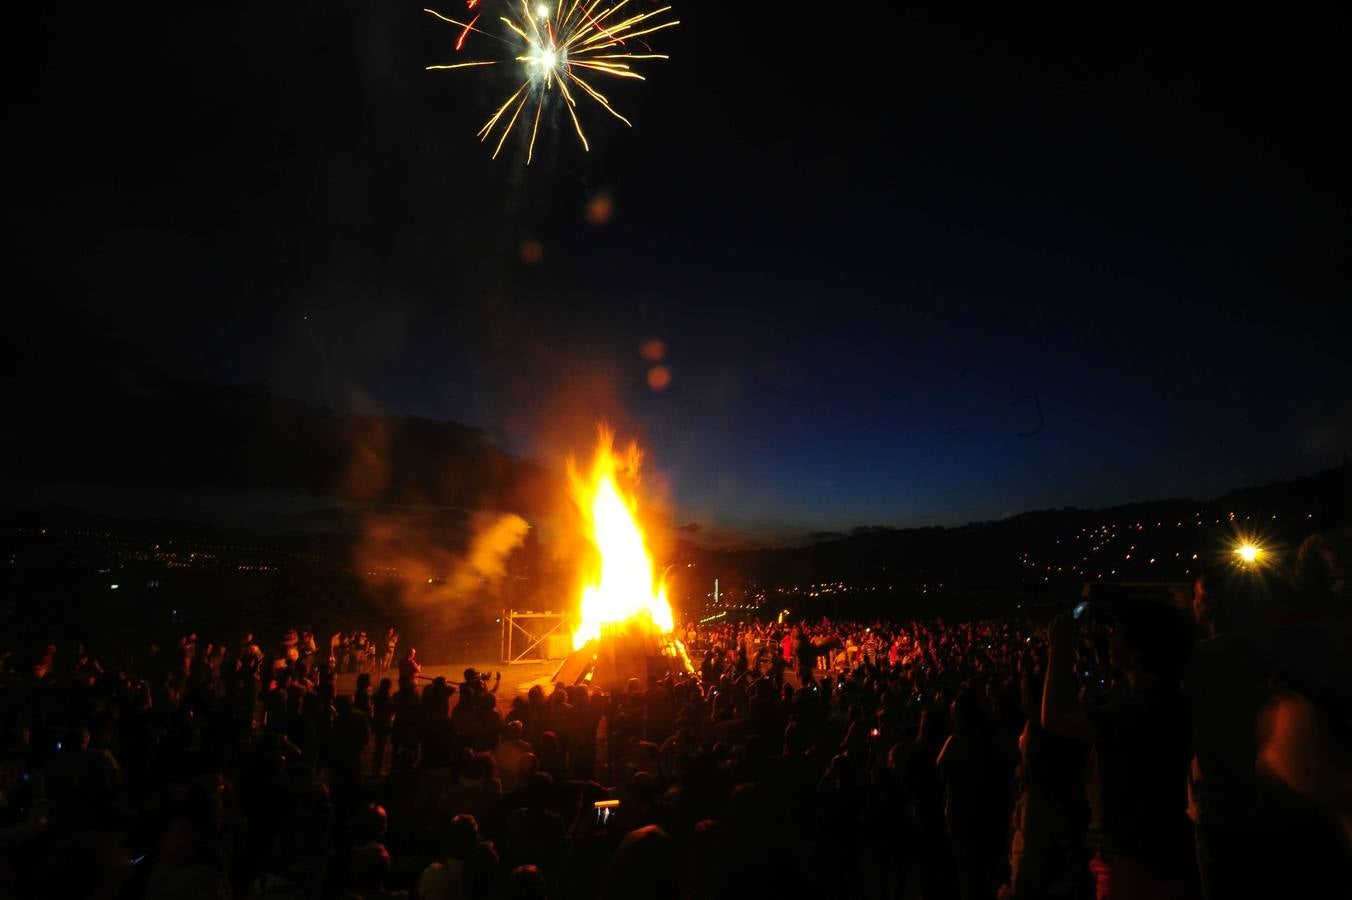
[398,648,420,689]
[1043,602,1195,899]
[350,842,407,899]
[939,692,1001,900]
[504,863,548,900]
[371,678,394,777]
[600,825,678,900]
[418,814,479,900]
[794,627,816,686]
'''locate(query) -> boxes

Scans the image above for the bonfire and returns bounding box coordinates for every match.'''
[553,427,692,690]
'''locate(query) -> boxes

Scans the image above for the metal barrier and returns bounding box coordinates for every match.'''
[500,609,572,663]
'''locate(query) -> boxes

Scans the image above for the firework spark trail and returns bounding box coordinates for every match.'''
[455,13,481,51]
[425,0,677,163]
[493,92,529,159]
[424,8,501,42]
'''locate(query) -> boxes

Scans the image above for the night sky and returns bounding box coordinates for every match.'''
[5,2,1351,540]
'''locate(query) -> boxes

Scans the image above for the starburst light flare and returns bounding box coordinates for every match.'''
[425,1,678,163]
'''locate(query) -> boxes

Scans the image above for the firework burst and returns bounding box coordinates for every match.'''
[425,1,678,163]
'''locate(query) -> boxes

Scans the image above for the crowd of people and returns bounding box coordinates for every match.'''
[0,534,1348,899]
[169,626,403,687]
[269,628,402,679]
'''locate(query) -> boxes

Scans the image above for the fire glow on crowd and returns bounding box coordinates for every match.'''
[0,426,1347,899]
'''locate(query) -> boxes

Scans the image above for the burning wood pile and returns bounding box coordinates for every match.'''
[552,428,693,691]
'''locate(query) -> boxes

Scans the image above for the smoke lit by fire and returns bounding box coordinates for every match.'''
[343,409,532,620]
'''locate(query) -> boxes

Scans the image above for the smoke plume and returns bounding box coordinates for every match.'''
[454,511,531,593]
[341,400,536,624]
[354,509,530,620]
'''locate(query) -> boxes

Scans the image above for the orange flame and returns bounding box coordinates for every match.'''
[567,426,673,650]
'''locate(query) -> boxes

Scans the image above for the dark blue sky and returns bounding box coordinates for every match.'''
[6,2,1350,540]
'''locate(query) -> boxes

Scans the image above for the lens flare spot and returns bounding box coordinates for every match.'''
[646,365,671,391]
[519,239,544,264]
[586,193,615,225]
[639,338,666,362]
